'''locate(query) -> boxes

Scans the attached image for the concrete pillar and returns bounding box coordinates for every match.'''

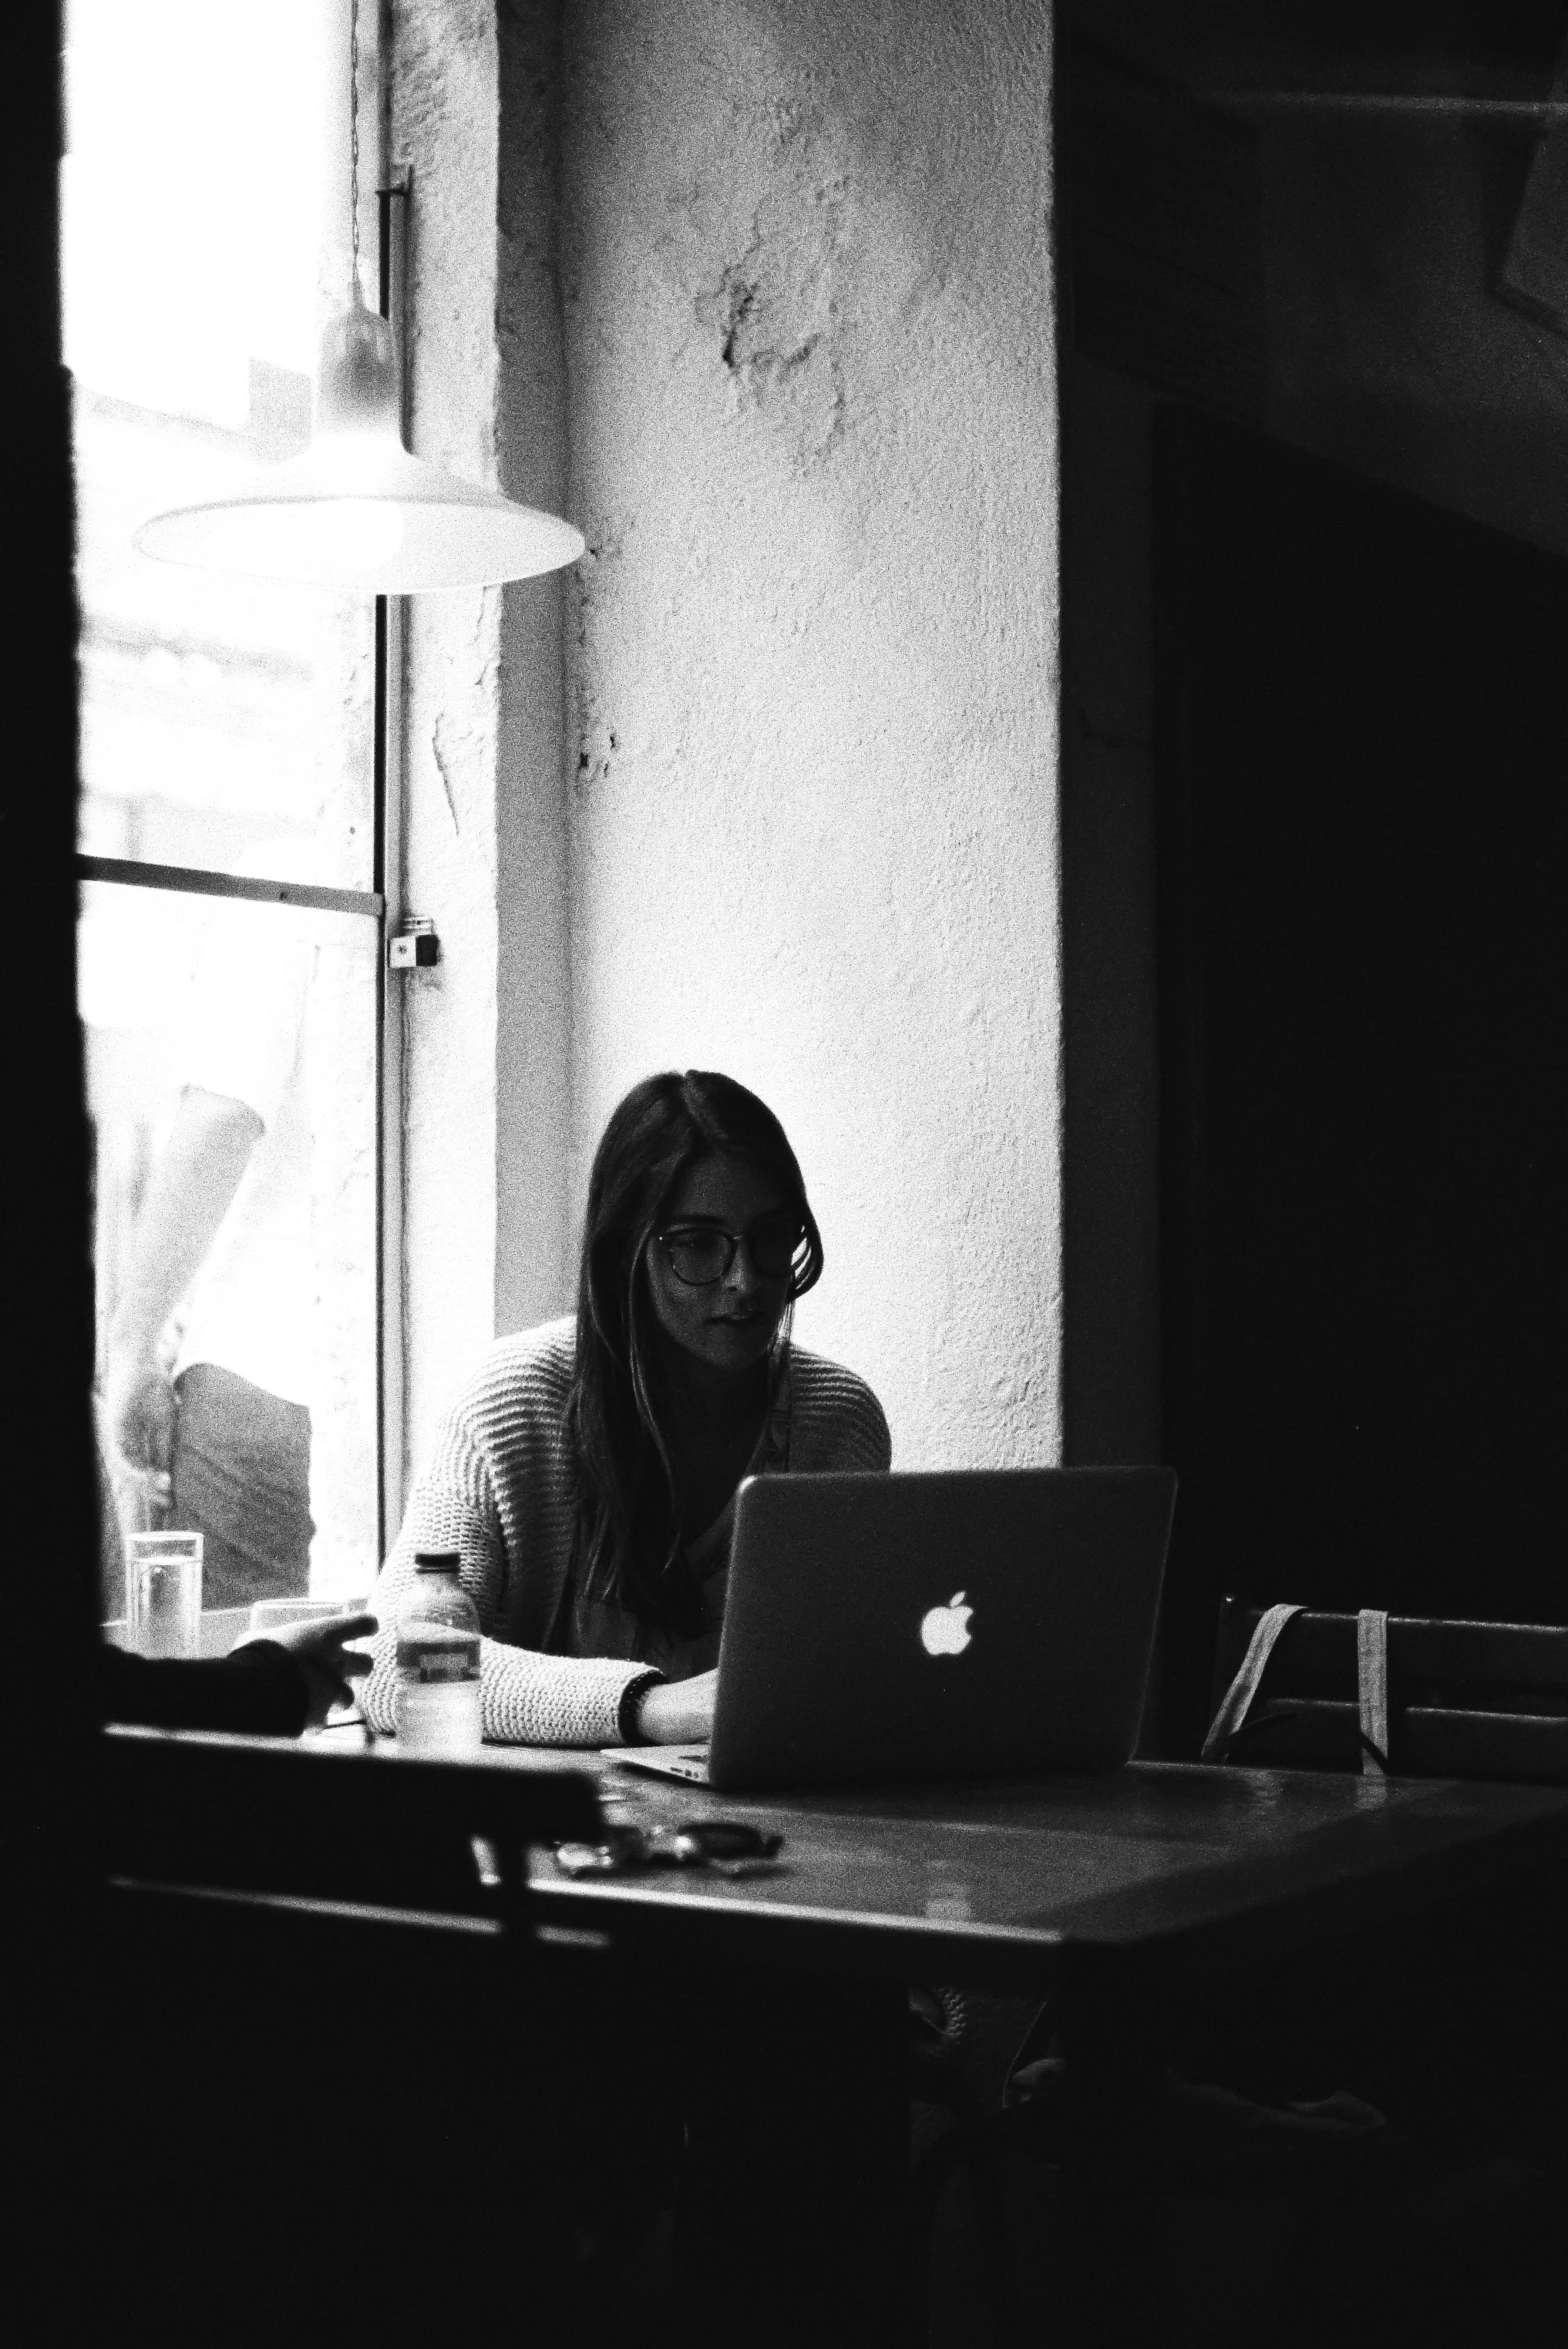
[389,0,575,1473]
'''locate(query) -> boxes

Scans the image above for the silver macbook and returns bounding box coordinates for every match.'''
[603,1465,1176,1792]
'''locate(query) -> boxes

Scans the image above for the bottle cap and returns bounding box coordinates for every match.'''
[413,1549,461,1574]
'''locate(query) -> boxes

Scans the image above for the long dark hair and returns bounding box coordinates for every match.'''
[564,1070,823,1634]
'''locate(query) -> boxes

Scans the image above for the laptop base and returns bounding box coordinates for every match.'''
[601,1743,712,1783]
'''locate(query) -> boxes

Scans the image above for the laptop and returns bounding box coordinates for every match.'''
[602,1465,1176,1792]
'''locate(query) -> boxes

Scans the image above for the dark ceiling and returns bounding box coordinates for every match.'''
[1069,2,1568,100]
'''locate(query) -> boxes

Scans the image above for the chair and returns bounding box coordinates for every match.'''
[90,1729,620,2345]
[98,1717,602,1909]
[1204,1599,1568,1782]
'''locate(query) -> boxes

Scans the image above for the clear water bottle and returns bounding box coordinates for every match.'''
[394,1551,482,1753]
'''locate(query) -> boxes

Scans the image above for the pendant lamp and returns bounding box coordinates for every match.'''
[133,7,584,592]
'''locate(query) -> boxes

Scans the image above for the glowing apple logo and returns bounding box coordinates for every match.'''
[920,1590,974,1657]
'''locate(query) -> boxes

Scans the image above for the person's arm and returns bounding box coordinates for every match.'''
[788,1355,893,1473]
[360,1420,665,1748]
[630,1670,716,1742]
[103,1086,263,1485]
[99,1642,308,1736]
[231,1612,378,1729]
[98,1613,376,1738]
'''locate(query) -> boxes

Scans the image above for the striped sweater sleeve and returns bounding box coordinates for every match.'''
[360,1357,651,1748]
[787,1349,893,1472]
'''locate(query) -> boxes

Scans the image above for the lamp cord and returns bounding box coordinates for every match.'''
[349,0,362,300]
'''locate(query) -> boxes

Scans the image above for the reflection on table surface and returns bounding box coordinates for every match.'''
[313,1724,1568,1963]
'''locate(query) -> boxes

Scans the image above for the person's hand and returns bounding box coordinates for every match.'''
[633,1668,717,1745]
[262,1611,378,1731]
[104,1345,176,1512]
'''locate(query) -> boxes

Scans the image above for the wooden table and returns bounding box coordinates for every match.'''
[508,1754,1568,2346]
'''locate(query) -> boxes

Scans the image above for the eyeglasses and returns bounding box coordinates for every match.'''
[656,1212,805,1288]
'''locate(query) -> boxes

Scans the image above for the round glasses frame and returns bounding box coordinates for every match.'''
[655,1216,805,1288]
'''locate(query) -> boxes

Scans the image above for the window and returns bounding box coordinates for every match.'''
[67,0,398,1640]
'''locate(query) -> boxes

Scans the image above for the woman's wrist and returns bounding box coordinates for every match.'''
[618,1669,665,1743]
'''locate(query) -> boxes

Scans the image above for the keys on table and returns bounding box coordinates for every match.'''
[552,1820,786,1879]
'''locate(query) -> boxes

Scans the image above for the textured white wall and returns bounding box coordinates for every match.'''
[558,0,1061,1467]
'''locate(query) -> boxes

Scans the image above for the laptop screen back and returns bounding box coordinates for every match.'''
[705,1466,1176,1791]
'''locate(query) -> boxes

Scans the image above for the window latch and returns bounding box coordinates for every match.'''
[388,916,439,970]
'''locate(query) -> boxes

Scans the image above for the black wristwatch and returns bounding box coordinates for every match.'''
[618,1669,665,1743]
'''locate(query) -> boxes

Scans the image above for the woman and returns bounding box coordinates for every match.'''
[361,1070,890,1743]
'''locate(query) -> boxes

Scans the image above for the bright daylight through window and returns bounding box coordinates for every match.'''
[68,0,386,1638]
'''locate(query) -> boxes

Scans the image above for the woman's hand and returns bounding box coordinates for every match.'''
[262,1611,378,1731]
[634,1668,718,1745]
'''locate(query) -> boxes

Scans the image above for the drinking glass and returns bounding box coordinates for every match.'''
[125,1532,203,1659]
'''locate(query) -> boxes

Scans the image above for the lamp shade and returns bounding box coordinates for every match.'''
[133,300,585,592]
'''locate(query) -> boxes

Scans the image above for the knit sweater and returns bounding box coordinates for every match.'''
[361,1317,892,1746]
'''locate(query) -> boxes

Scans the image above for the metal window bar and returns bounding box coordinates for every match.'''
[376,173,410,1564]
[76,858,384,920]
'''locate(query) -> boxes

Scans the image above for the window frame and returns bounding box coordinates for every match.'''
[76,183,411,1582]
